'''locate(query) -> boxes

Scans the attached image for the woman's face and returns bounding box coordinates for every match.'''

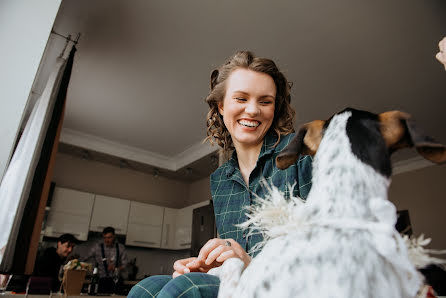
[218,68,276,151]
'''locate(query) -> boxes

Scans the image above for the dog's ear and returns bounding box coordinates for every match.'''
[276,120,325,170]
[379,111,446,164]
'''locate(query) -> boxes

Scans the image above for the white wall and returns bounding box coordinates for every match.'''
[0,0,61,182]
[52,152,192,208]
[52,152,214,208]
[188,176,212,206]
[389,164,446,250]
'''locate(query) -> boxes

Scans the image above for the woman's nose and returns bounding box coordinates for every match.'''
[245,101,260,116]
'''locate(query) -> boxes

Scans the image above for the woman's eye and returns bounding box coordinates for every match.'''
[261,100,273,105]
[235,97,247,102]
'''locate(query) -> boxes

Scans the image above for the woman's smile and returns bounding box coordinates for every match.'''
[238,119,260,128]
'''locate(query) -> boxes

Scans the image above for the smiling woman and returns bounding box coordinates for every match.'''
[205,51,295,153]
[128,51,313,298]
[217,68,276,160]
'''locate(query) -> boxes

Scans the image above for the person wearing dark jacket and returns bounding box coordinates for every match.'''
[34,233,77,291]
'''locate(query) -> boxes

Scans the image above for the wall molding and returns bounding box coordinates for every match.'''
[60,128,218,171]
[392,156,434,176]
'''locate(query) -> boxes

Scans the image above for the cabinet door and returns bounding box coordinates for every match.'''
[175,207,193,249]
[44,187,95,241]
[126,202,164,248]
[125,223,162,248]
[45,212,90,240]
[175,201,210,249]
[128,201,164,226]
[90,195,130,234]
[160,208,177,249]
[50,187,95,215]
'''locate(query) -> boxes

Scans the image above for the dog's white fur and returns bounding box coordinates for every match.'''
[210,111,422,298]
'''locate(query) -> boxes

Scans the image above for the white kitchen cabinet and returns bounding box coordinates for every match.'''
[44,187,95,241]
[128,201,164,225]
[45,185,211,249]
[126,201,210,250]
[160,208,177,249]
[126,202,164,248]
[126,223,163,248]
[174,201,210,249]
[89,194,130,234]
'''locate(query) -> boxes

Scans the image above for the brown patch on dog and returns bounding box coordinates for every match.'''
[379,111,446,164]
[378,111,411,150]
[276,120,325,170]
[276,153,302,170]
[416,147,446,164]
[303,120,325,155]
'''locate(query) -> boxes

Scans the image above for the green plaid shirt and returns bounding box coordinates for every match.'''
[210,131,313,257]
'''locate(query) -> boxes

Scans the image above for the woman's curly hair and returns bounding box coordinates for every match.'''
[205,51,295,151]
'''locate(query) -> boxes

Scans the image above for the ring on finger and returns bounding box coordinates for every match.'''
[225,240,231,247]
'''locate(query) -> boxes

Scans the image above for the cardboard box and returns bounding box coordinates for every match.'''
[62,269,87,296]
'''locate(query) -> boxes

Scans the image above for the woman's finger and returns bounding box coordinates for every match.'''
[197,238,224,262]
[173,260,185,272]
[173,257,196,273]
[205,244,228,265]
[185,257,205,270]
[216,249,237,263]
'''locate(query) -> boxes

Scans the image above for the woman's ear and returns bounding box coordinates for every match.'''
[218,102,224,116]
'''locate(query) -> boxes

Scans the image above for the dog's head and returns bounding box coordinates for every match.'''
[276,108,446,177]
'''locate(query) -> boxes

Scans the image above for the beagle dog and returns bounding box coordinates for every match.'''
[211,108,446,298]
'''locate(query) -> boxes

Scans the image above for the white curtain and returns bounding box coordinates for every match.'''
[0,42,74,271]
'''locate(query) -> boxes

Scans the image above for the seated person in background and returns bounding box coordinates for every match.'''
[34,233,77,290]
[84,226,128,279]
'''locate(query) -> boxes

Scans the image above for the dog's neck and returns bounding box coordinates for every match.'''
[308,112,390,220]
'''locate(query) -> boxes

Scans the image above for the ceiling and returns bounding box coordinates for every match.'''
[32,0,446,180]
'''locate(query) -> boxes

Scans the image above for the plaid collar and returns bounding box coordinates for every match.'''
[225,130,278,177]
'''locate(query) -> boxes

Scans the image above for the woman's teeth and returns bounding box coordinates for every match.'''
[238,120,260,128]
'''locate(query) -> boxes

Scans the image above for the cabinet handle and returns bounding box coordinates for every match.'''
[133,240,156,244]
[180,243,191,246]
[49,231,81,237]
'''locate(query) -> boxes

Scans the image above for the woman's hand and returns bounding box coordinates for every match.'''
[172,239,251,278]
[172,257,217,278]
[436,37,446,70]
[196,238,251,268]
